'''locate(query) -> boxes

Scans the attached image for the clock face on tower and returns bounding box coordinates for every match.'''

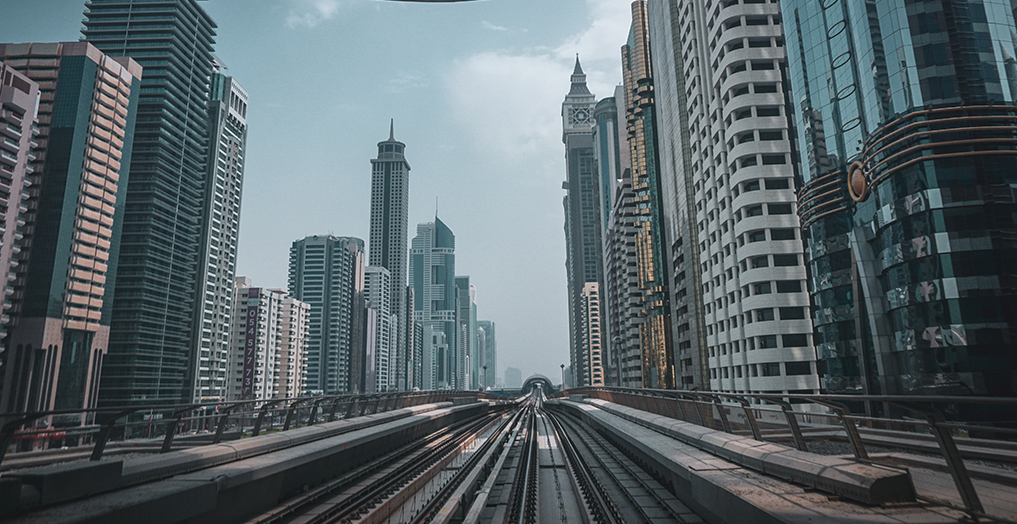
[569,107,592,126]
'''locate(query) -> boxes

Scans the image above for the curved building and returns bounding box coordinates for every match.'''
[785,0,1017,405]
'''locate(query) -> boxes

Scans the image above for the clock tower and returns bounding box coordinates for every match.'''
[560,56,603,388]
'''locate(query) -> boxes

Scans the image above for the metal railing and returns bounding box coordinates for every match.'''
[0,390,490,468]
[552,386,1017,520]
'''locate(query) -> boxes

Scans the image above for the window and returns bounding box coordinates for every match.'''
[745,205,763,217]
[776,280,802,293]
[759,131,782,141]
[760,361,781,375]
[783,334,809,347]
[779,307,806,320]
[785,361,812,375]
[756,107,780,117]
[754,83,778,92]
[743,180,760,191]
[751,256,769,268]
[748,230,767,243]
[768,203,793,215]
[773,254,798,266]
[771,228,795,240]
[761,154,787,165]
[765,178,790,189]
[753,282,771,294]
[755,308,775,321]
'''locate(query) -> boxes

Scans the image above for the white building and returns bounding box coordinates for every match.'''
[581,283,605,386]
[365,266,393,392]
[647,0,819,397]
[228,278,309,400]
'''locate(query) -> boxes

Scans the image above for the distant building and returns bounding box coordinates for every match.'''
[192,66,249,402]
[228,280,309,400]
[0,43,141,413]
[455,276,475,389]
[581,283,605,386]
[369,122,411,391]
[561,57,604,388]
[0,62,38,410]
[288,235,365,394]
[365,266,392,391]
[477,320,496,389]
[603,176,642,388]
[409,217,457,389]
[505,367,522,389]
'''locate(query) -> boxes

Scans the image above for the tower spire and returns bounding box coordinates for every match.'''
[389,118,394,141]
[573,54,583,75]
[568,54,591,96]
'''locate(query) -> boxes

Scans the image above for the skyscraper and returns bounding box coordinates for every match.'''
[369,121,410,391]
[365,266,392,391]
[409,217,456,389]
[82,0,218,406]
[288,235,365,394]
[603,176,642,387]
[784,0,1017,405]
[0,43,140,413]
[581,282,605,385]
[455,276,475,389]
[621,1,674,389]
[192,65,248,403]
[477,320,496,389]
[561,57,604,387]
[278,295,310,399]
[647,0,818,397]
[0,64,38,408]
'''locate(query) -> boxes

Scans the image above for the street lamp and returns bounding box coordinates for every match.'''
[560,363,566,390]
[482,365,487,391]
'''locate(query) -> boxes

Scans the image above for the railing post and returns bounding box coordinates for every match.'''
[772,399,808,452]
[673,397,689,422]
[213,404,243,444]
[161,409,189,453]
[809,399,868,460]
[307,398,325,426]
[327,397,343,422]
[91,409,137,461]
[735,398,764,441]
[252,401,283,437]
[344,400,358,419]
[713,398,732,433]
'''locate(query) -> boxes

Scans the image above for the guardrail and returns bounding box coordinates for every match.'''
[0,390,490,468]
[552,386,1017,521]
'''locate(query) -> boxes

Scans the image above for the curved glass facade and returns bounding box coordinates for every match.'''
[785,0,1017,402]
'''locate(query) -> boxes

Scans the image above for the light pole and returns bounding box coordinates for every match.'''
[482,365,487,391]
[560,364,566,390]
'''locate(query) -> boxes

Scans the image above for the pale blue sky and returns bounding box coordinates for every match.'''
[1,0,630,382]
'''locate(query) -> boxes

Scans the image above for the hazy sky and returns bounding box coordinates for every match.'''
[1,0,631,382]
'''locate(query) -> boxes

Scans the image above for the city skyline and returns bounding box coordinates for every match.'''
[0,0,629,381]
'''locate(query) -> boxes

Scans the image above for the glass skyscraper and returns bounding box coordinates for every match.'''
[410,217,456,390]
[82,0,218,405]
[785,0,1017,404]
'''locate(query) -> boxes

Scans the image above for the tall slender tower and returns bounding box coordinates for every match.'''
[561,57,603,387]
[369,121,410,390]
[409,218,456,390]
[82,0,218,406]
[192,65,248,402]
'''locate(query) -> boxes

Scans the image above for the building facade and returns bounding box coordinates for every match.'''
[581,282,605,385]
[278,296,309,399]
[622,1,675,389]
[365,266,392,391]
[562,57,605,388]
[288,235,365,394]
[409,217,456,389]
[83,0,219,406]
[785,0,1017,406]
[369,122,410,391]
[191,67,248,402]
[477,320,496,389]
[603,176,643,387]
[648,0,819,396]
[455,276,475,389]
[0,43,141,413]
[0,63,38,409]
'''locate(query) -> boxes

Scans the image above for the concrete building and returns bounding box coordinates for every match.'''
[455,276,476,389]
[621,2,675,389]
[604,177,643,388]
[278,296,310,399]
[365,266,393,391]
[561,57,605,388]
[504,367,522,389]
[83,0,219,406]
[477,320,496,389]
[0,63,38,410]
[409,217,456,389]
[369,122,410,391]
[227,279,309,400]
[784,0,1017,408]
[191,66,248,402]
[647,0,818,397]
[0,43,141,413]
[581,283,605,386]
[288,235,365,394]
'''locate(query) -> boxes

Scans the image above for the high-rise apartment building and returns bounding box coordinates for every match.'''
[409,217,456,389]
[365,266,392,391]
[622,2,675,389]
[647,0,818,396]
[82,0,218,406]
[192,67,248,402]
[581,282,605,385]
[561,57,605,388]
[455,276,475,389]
[227,279,309,400]
[0,64,38,408]
[603,176,643,387]
[369,122,410,391]
[288,235,365,394]
[477,320,496,389]
[784,0,1017,405]
[0,43,140,413]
